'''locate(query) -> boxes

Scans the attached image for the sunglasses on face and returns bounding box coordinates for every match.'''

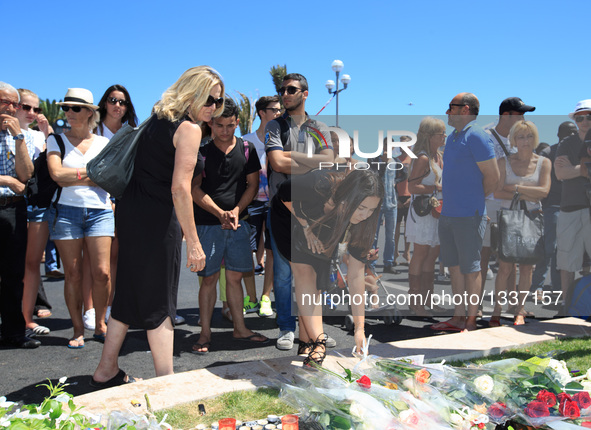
[0,99,20,109]
[575,114,591,123]
[107,97,129,107]
[204,95,224,109]
[61,105,83,113]
[20,104,42,114]
[278,86,304,96]
[448,103,466,110]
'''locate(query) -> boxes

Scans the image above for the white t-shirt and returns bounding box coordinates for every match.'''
[25,129,46,160]
[95,124,115,139]
[46,133,111,209]
[242,130,268,202]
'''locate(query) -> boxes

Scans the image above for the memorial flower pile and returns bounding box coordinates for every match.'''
[280,353,591,429]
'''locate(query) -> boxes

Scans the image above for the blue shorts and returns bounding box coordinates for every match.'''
[438,214,487,274]
[27,205,49,223]
[197,223,252,277]
[48,203,114,240]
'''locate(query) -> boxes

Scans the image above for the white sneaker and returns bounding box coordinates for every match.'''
[276,330,295,350]
[486,267,494,280]
[105,306,112,323]
[83,308,96,331]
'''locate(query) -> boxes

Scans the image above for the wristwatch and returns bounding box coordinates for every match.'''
[13,134,24,141]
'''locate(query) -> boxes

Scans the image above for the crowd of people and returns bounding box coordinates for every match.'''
[1,69,590,386]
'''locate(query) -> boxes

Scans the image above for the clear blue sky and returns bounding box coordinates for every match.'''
[4,0,589,144]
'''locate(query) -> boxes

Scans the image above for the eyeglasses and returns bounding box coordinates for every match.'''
[0,99,20,109]
[278,86,304,96]
[264,107,281,114]
[204,95,224,109]
[448,103,466,110]
[20,104,42,114]
[107,97,129,107]
[575,114,591,123]
[61,105,83,113]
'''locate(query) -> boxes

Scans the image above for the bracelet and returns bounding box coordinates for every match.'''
[76,168,82,180]
[515,185,519,193]
[302,223,310,230]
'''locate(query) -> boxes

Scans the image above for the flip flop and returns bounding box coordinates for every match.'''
[191,342,211,355]
[233,332,270,343]
[93,333,106,343]
[36,309,52,318]
[26,325,50,337]
[430,321,464,332]
[488,318,502,328]
[67,336,85,349]
[90,369,137,389]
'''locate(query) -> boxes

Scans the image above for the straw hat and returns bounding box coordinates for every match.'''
[57,88,99,110]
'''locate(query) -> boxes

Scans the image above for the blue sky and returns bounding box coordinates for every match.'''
[4,0,589,144]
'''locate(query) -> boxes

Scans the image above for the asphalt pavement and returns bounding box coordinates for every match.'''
[0,236,560,405]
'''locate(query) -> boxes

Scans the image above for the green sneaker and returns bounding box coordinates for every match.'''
[243,295,259,313]
[258,295,273,317]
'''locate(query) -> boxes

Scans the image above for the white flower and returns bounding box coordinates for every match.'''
[548,359,571,385]
[58,376,68,385]
[54,393,70,403]
[399,409,419,425]
[474,375,494,394]
[449,412,465,427]
[0,397,15,409]
[473,414,489,425]
[349,402,365,420]
[582,380,591,393]
[586,368,591,381]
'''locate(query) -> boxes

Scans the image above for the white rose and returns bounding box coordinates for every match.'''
[474,375,494,395]
[449,413,464,427]
[582,380,591,393]
[586,368,591,381]
[548,359,571,385]
[399,409,419,425]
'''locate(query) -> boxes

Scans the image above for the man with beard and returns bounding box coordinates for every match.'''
[265,73,334,350]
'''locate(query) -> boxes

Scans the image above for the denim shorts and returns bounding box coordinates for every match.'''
[27,205,49,223]
[197,223,252,277]
[47,203,114,240]
[438,214,487,274]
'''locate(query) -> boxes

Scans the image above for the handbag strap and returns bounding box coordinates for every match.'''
[509,192,528,212]
[490,128,510,158]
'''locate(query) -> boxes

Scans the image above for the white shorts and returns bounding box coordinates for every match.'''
[556,209,591,272]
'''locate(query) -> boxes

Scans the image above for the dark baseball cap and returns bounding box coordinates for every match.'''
[499,97,536,115]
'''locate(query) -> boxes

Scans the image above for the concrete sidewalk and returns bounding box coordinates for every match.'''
[74,317,591,418]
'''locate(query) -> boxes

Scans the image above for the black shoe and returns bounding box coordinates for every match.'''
[1,335,41,349]
[383,265,401,274]
[254,264,265,275]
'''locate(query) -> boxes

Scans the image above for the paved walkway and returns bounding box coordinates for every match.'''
[74,317,591,419]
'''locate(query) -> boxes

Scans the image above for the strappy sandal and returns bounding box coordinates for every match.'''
[297,340,312,356]
[303,333,327,367]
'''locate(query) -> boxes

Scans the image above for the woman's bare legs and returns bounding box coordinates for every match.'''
[85,236,112,336]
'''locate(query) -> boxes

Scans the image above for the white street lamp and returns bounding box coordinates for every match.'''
[326,60,351,127]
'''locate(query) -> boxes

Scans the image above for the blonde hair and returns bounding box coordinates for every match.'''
[17,88,39,103]
[412,117,445,182]
[154,66,225,122]
[509,120,539,148]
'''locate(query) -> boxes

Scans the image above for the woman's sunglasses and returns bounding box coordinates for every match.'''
[61,105,83,113]
[107,97,129,107]
[20,104,42,114]
[204,95,224,109]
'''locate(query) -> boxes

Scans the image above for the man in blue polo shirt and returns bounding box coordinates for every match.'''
[431,92,499,332]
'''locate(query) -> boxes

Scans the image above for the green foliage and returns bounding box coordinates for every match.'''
[39,99,65,127]
[234,91,256,136]
[270,64,287,95]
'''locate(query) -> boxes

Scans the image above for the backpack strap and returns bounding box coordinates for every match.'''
[490,128,510,158]
[276,116,290,147]
[49,133,66,227]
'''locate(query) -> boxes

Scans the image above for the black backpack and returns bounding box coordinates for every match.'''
[26,134,66,208]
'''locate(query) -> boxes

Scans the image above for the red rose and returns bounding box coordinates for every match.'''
[581,421,591,428]
[559,399,581,419]
[356,375,371,389]
[558,392,572,404]
[574,392,591,410]
[536,389,557,407]
[489,402,508,421]
[478,423,485,429]
[525,401,550,418]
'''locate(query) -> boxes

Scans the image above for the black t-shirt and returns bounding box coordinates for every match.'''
[195,137,261,225]
[556,134,590,211]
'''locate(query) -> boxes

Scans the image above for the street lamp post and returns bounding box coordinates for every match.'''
[325,59,351,127]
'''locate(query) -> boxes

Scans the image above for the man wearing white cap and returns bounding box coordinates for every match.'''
[554,99,591,313]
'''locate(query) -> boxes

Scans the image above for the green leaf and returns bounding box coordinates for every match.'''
[392,400,409,411]
[68,399,76,412]
[331,415,352,429]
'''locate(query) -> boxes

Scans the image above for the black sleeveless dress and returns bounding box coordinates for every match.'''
[111,115,203,329]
